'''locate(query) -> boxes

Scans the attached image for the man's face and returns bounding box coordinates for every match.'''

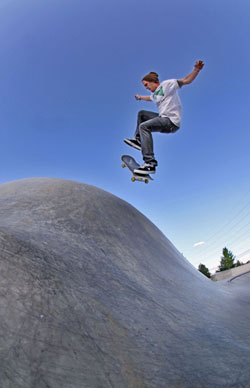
[142,80,159,92]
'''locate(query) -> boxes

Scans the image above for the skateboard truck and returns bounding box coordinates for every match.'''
[121,155,153,184]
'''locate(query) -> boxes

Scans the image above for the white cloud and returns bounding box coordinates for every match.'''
[193,241,206,247]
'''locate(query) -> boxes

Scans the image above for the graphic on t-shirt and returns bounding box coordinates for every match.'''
[153,86,164,97]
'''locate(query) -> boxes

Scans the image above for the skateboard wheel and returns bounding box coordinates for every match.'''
[145,179,149,184]
[122,164,126,168]
[131,177,136,182]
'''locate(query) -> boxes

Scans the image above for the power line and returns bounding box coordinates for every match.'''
[186,199,250,263]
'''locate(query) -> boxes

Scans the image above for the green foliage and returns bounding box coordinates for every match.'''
[218,247,236,272]
[235,260,243,267]
[198,263,211,278]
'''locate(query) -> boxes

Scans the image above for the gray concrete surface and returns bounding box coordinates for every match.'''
[211,262,250,281]
[0,178,250,388]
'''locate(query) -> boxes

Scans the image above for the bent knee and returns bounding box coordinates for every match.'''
[139,122,150,132]
[137,110,148,119]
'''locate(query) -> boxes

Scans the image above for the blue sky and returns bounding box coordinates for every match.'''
[1,0,250,273]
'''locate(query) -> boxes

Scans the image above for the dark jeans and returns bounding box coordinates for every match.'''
[134,110,179,166]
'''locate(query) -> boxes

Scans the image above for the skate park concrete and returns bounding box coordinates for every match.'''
[211,261,250,281]
[0,178,250,388]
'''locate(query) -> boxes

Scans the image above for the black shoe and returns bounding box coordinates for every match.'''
[124,138,141,151]
[134,163,156,175]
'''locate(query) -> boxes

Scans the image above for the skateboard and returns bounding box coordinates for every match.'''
[121,155,153,184]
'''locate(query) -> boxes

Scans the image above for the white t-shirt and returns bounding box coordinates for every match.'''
[150,79,182,127]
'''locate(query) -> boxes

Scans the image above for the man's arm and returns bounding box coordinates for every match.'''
[177,60,204,87]
[135,94,151,101]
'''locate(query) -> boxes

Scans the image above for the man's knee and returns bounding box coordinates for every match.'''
[138,110,147,119]
[139,122,150,134]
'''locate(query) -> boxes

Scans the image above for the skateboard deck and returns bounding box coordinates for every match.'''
[121,155,153,184]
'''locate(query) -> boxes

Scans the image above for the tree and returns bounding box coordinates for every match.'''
[198,263,211,278]
[218,247,235,272]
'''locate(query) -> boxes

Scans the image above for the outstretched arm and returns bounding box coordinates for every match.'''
[178,60,204,87]
[135,94,151,101]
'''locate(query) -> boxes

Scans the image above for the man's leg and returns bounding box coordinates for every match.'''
[124,110,158,151]
[134,116,179,174]
[134,110,159,141]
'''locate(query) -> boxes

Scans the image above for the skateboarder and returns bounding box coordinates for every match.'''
[124,60,204,174]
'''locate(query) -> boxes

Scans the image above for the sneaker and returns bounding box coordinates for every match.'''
[124,138,141,151]
[134,163,156,175]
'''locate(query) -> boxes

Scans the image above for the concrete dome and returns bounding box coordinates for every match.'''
[0,178,250,387]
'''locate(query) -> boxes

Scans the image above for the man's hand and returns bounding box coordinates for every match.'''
[194,60,204,71]
[135,95,151,101]
[178,60,205,86]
